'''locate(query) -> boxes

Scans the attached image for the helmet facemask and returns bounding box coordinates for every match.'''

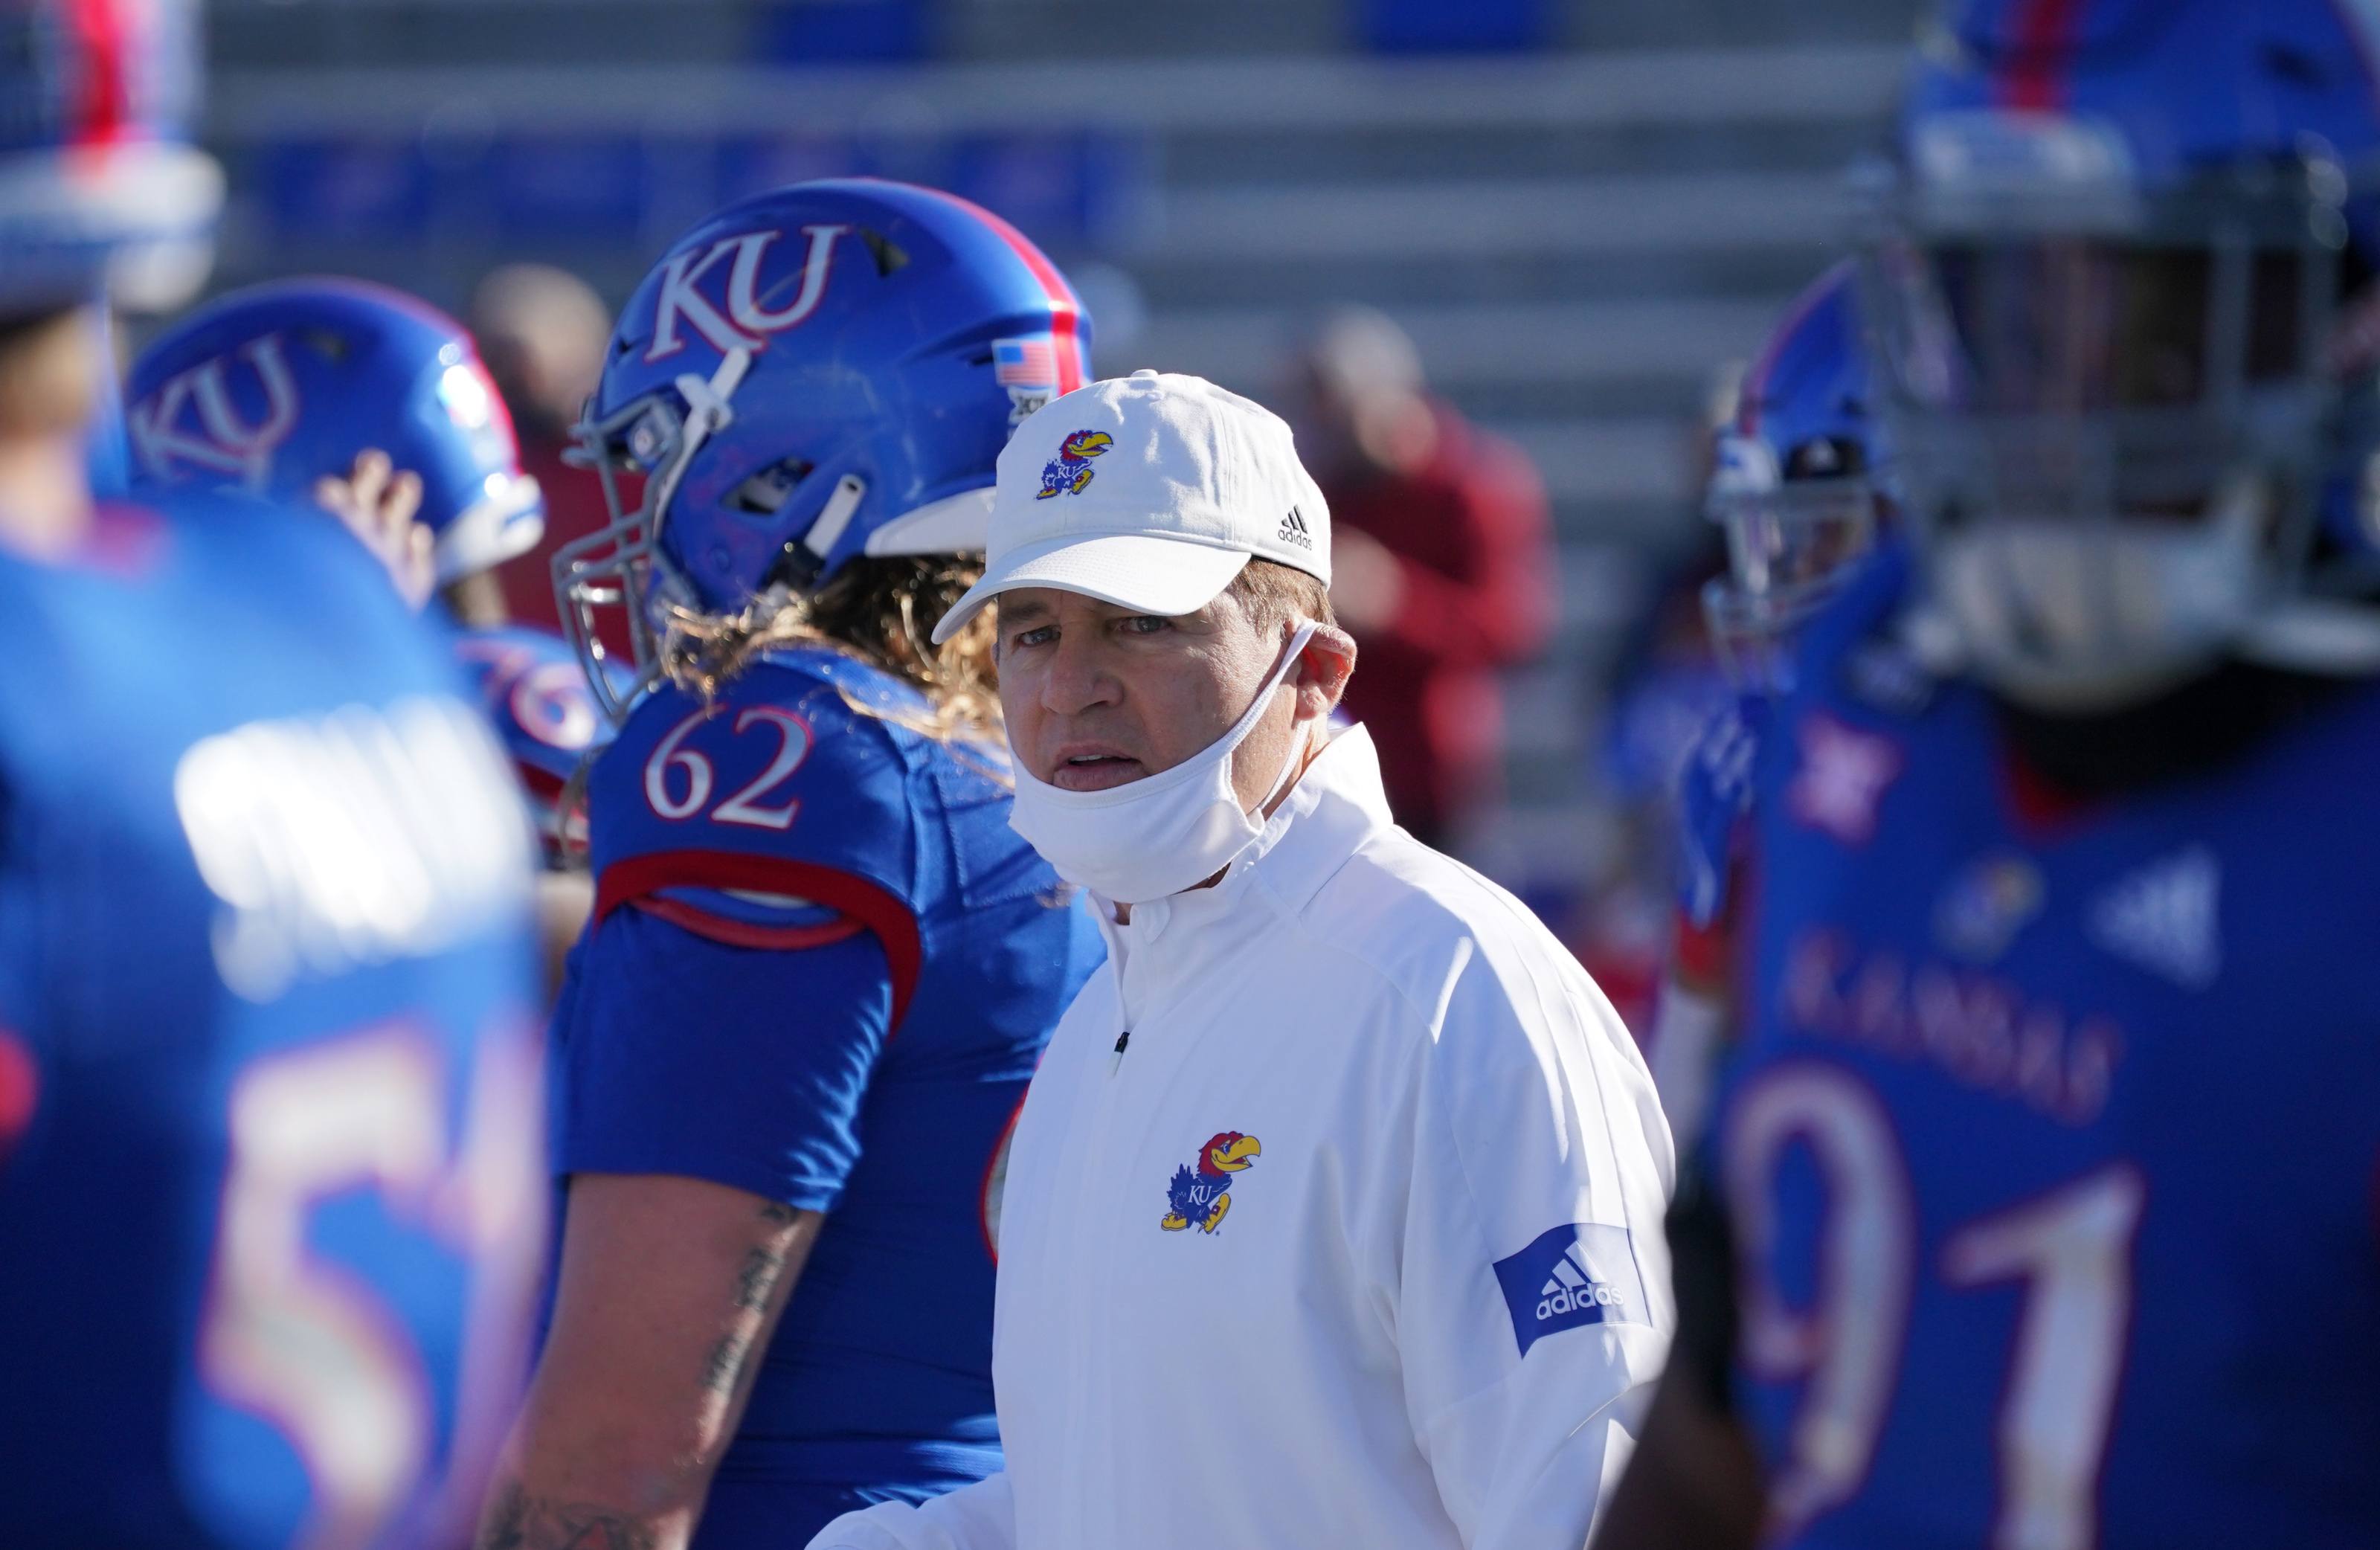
[1862,114,2352,710]
[1703,434,1882,692]
[553,347,751,722]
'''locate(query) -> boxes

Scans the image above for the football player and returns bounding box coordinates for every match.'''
[126,280,618,855]
[1652,262,1888,1155]
[0,2,547,1544]
[1597,1,2380,1546]
[126,280,621,980]
[477,181,1106,1550]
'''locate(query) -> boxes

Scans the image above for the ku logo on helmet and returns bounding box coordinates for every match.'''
[646,223,849,361]
[1036,429,1113,499]
[129,335,300,486]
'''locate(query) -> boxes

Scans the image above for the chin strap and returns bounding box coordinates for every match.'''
[803,474,869,567]
[771,473,869,594]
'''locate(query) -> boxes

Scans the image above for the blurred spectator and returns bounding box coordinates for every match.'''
[471,263,628,647]
[1287,306,1554,849]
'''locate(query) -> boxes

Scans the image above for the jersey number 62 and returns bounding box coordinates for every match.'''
[643,707,816,831]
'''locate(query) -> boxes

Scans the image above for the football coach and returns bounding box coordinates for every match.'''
[807,371,1675,1550]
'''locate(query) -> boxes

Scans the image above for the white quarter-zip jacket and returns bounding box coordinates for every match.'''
[808,727,1676,1550]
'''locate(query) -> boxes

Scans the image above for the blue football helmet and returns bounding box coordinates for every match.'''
[1705,260,1892,689]
[0,0,222,316]
[556,178,1091,719]
[126,279,546,585]
[1860,0,2380,710]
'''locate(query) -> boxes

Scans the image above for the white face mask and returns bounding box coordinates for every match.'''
[1007,621,1318,905]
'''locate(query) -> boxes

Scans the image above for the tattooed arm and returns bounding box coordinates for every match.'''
[475,1175,823,1550]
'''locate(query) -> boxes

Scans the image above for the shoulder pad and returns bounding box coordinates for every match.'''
[1789,538,1929,717]
[453,626,615,785]
[453,626,619,859]
[750,640,936,726]
[588,650,924,915]
[587,652,933,1023]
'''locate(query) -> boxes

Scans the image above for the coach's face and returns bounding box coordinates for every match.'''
[995,587,1310,814]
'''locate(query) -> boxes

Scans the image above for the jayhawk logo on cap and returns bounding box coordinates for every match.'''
[1160,1131,1259,1234]
[1036,428,1113,500]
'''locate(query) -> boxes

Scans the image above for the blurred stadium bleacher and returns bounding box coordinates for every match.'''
[197,0,1919,922]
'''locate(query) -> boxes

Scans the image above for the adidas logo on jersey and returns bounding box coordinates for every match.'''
[2089,846,2222,990]
[1536,1243,1625,1321]
[1276,505,1314,550]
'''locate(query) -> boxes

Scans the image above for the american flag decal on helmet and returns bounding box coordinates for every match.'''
[994,335,1064,426]
[993,336,1058,387]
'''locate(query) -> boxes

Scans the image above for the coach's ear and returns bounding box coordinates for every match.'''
[1292,623,1357,721]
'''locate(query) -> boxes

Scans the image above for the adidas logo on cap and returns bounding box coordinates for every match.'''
[1277,504,1313,550]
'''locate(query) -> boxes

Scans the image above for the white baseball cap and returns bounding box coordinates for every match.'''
[930,369,1331,644]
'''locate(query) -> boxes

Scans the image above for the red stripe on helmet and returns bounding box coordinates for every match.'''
[69,0,129,147]
[1998,0,2082,111]
[1049,306,1084,395]
[912,185,1087,394]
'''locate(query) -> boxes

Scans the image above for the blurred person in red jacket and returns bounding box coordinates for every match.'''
[472,262,636,652]
[1287,306,1554,849]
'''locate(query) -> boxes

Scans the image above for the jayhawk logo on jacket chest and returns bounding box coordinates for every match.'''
[1160,1131,1261,1234]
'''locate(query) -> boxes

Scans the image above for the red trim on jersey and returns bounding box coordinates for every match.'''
[0,1029,38,1167]
[978,1095,1025,1266]
[515,764,567,803]
[1670,818,1755,1000]
[60,502,170,579]
[69,0,129,148]
[1670,905,1736,993]
[628,894,866,953]
[596,849,922,1029]
[1995,740,2100,837]
[911,185,1087,394]
[1998,0,2082,111]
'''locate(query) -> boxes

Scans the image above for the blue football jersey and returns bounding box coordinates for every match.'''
[450,624,618,865]
[553,641,1103,1546]
[1713,544,2380,1549]
[0,495,545,1548]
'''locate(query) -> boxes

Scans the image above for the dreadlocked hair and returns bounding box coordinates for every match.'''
[661,554,1003,744]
